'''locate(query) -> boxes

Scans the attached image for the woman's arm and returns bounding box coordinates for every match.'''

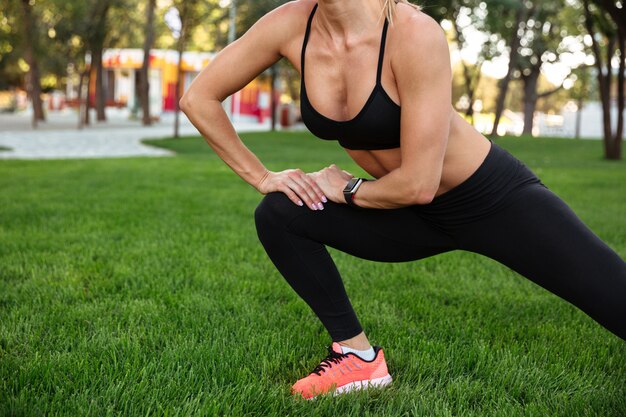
[180,1,326,210]
[313,13,453,209]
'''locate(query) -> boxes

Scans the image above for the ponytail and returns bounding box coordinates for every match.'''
[381,0,421,25]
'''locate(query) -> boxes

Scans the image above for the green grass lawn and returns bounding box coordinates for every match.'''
[1,132,624,416]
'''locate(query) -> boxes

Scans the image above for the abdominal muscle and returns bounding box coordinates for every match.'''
[345,110,492,198]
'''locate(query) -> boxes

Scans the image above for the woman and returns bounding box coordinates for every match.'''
[180,0,626,400]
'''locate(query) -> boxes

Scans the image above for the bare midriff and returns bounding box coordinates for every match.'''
[345,110,492,198]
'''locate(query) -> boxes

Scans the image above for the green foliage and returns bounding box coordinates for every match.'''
[1,132,624,416]
[564,65,597,103]
[170,0,212,45]
[235,0,289,39]
[514,0,575,78]
[0,2,23,88]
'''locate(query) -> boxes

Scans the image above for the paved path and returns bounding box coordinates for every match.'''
[0,110,275,160]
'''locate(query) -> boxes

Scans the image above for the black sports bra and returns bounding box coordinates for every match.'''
[300,3,401,150]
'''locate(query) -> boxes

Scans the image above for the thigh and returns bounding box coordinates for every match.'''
[256,192,456,262]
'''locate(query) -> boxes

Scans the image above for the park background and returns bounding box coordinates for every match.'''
[1,0,625,416]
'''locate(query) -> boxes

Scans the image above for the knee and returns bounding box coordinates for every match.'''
[254,192,301,233]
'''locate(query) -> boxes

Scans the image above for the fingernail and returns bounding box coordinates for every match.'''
[297,200,303,206]
[311,203,317,210]
[321,196,328,203]
[317,203,324,210]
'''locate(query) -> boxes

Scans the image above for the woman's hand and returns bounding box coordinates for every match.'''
[307,165,354,204]
[256,169,328,210]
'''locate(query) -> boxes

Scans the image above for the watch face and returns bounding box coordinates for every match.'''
[344,177,360,192]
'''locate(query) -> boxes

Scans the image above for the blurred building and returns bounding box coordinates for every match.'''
[66,48,276,123]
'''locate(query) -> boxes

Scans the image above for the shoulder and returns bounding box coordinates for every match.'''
[388,4,450,74]
[391,3,446,41]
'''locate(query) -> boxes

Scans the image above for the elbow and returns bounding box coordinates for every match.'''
[409,186,437,205]
[179,91,192,115]
[180,89,221,117]
[411,193,435,205]
[179,89,205,115]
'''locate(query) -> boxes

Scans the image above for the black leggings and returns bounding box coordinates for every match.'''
[254,141,626,342]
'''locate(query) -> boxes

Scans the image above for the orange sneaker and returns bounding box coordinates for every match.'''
[291,342,392,399]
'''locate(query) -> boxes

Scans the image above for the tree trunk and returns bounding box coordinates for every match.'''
[465,96,474,125]
[583,0,622,160]
[140,0,156,126]
[83,66,92,126]
[19,0,45,127]
[522,67,539,136]
[597,0,626,36]
[270,66,277,131]
[450,10,470,119]
[490,3,526,137]
[463,64,482,126]
[77,68,86,130]
[609,28,625,160]
[575,96,583,139]
[88,0,111,123]
[93,44,106,122]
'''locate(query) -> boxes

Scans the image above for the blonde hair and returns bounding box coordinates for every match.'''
[381,0,421,25]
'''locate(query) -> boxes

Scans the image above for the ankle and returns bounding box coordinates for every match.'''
[338,341,371,350]
[337,331,371,351]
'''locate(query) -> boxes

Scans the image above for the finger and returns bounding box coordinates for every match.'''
[297,174,327,207]
[287,177,320,210]
[279,185,304,207]
[302,173,327,203]
[291,170,323,208]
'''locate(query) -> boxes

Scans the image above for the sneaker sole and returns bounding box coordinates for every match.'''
[332,374,393,396]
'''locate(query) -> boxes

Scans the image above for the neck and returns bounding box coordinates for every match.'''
[316,0,385,41]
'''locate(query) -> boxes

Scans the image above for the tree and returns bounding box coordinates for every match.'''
[488,0,527,136]
[178,0,288,130]
[0,2,23,91]
[2,0,157,129]
[568,66,595,139]
[140,0,157,126]
[583,0,625,160]
[169,0,211,138]
[423,0,532,136]
[44,0,139,128]
[237,1,289,130]
[447,1,492,125]
[42,0,91,127]
[515,0,574,136]
[89,0,113,122]
[19,0,45,126]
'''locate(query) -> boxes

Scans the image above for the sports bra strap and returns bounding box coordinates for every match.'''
[300,3,318,78]
[376,18,389,86]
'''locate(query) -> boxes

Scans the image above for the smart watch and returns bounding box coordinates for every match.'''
[343,177,367,207]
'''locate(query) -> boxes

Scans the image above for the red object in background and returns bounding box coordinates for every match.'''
[280,105,291,127]
[164,82,176,111]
